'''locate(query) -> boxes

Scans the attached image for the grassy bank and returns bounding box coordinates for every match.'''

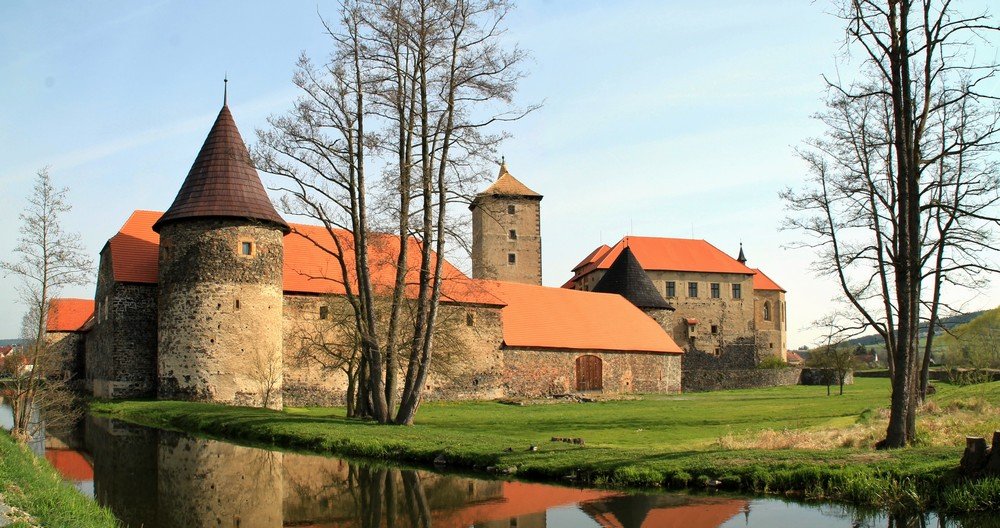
[0,432,118,528]
[92,379,1000,513]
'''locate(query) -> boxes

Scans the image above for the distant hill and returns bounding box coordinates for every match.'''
[840,310,987,348]
[0,339,29,347]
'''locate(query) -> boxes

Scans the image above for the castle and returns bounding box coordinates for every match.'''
[44,100,787,409]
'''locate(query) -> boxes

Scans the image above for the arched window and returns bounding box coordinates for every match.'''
[576,355,603,391]
[763,301,771,321]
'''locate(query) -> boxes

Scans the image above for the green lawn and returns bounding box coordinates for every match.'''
[92,378,1000,512]
[0,432,118,528]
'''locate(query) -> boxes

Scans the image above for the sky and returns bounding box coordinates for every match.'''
[1,1,997,347]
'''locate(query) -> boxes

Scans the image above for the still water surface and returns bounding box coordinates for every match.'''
[1,402,995,527]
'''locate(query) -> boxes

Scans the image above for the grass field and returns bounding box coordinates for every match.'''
[0,432,118,528]
[92,378,1000,512]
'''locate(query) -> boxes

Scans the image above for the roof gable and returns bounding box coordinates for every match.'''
[488,281,682,354]
[591,247,673,310]
[152,105,289,233]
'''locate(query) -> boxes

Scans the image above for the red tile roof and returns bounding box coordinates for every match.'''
[487,281,682,354]
[578,236,754,278]
[108,210,503,306]
[572,244,611,272]
[751,268,785,292]
[152,105,289,233]
[46,298,95,332]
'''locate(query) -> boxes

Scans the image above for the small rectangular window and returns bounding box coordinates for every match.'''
[665,281,675,298]
[710,283,720,298]
[732,284,742,299]
[319,306,329,320]
[466,312,475,326]
[235,299,241,310]
[508,229,517,240]
[507,253,516,265]
[240,241,254,256]
[688,282,698,298]
[507,204,516,214]
[711,324,719,334]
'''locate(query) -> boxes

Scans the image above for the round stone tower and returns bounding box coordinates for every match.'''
[152,102,290,409]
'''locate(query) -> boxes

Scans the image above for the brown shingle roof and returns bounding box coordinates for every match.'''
[477,163,541,198]
[152,105,289,233]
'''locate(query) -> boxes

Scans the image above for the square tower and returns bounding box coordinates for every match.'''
[470,163,542,285]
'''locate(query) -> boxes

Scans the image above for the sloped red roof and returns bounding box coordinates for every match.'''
[152,105,289,233]
[487,281,682,354]
[576,236,754,278]
[46,298,94,332]
[572,244,611,272]
[107,210,502,306]
[752,268,785,292]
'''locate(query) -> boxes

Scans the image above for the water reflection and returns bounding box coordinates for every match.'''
[2,402,996,528]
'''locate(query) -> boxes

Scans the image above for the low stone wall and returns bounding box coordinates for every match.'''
[682,367,802,392]
[855,368,1000,382]
[683,367,855,392]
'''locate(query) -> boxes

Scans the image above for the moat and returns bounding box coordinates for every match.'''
[2,402,995,528]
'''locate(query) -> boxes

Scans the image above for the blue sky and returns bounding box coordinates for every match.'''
[1,1,997,346]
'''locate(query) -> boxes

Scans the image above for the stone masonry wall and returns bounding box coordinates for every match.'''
[682,367,803,392]
[754,289,786,360]
[282,294,505,406]
[501,348,682,397]
[471,195,542,285]
[85,246,158,398]
[157,219,284,409]
[45,331,84,380]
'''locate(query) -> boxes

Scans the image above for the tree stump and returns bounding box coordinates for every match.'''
[960,436,989,476]
[986,431,1000,476]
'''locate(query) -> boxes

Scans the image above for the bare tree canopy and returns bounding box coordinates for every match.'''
[1,168,92,440]
[783,0,1000,447]
[256,0,535,424]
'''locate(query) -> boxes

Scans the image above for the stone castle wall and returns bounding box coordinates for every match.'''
[682,367,802,392]
[45,331,84,380]
[282,294,505,406]
[471,195,542,285]
[501,348,682,397]
[157,219,284,409]
[85,246,158,399]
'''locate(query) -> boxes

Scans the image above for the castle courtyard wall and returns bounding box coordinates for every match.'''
[501,348,681,397]
[282,295,506,406]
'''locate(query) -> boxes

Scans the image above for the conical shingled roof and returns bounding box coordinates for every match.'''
[592,246,674,310]
[478,163,541,198]
[152,105,289,233]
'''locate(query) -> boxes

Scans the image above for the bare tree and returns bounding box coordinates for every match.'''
[783,1,1000,448]
[0,168,92,440]
[256,0,534,424]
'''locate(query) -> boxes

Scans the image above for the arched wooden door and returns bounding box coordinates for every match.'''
[576,355,603,391]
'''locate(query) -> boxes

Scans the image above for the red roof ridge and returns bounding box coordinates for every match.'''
[47,298,95,332]
[751,268,786,292]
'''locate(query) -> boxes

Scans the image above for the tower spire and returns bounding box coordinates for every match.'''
[223,73,228,106]
[737,242,747,264]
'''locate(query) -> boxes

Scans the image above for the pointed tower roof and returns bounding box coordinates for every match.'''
[737,243,747,264]
[476,162,542,200]
[152,104,289,233]
[592,246,673,310]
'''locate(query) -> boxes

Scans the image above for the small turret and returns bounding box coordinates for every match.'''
[737,243,747,265]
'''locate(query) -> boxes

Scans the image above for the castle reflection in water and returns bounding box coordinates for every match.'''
[47,415,747,528]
